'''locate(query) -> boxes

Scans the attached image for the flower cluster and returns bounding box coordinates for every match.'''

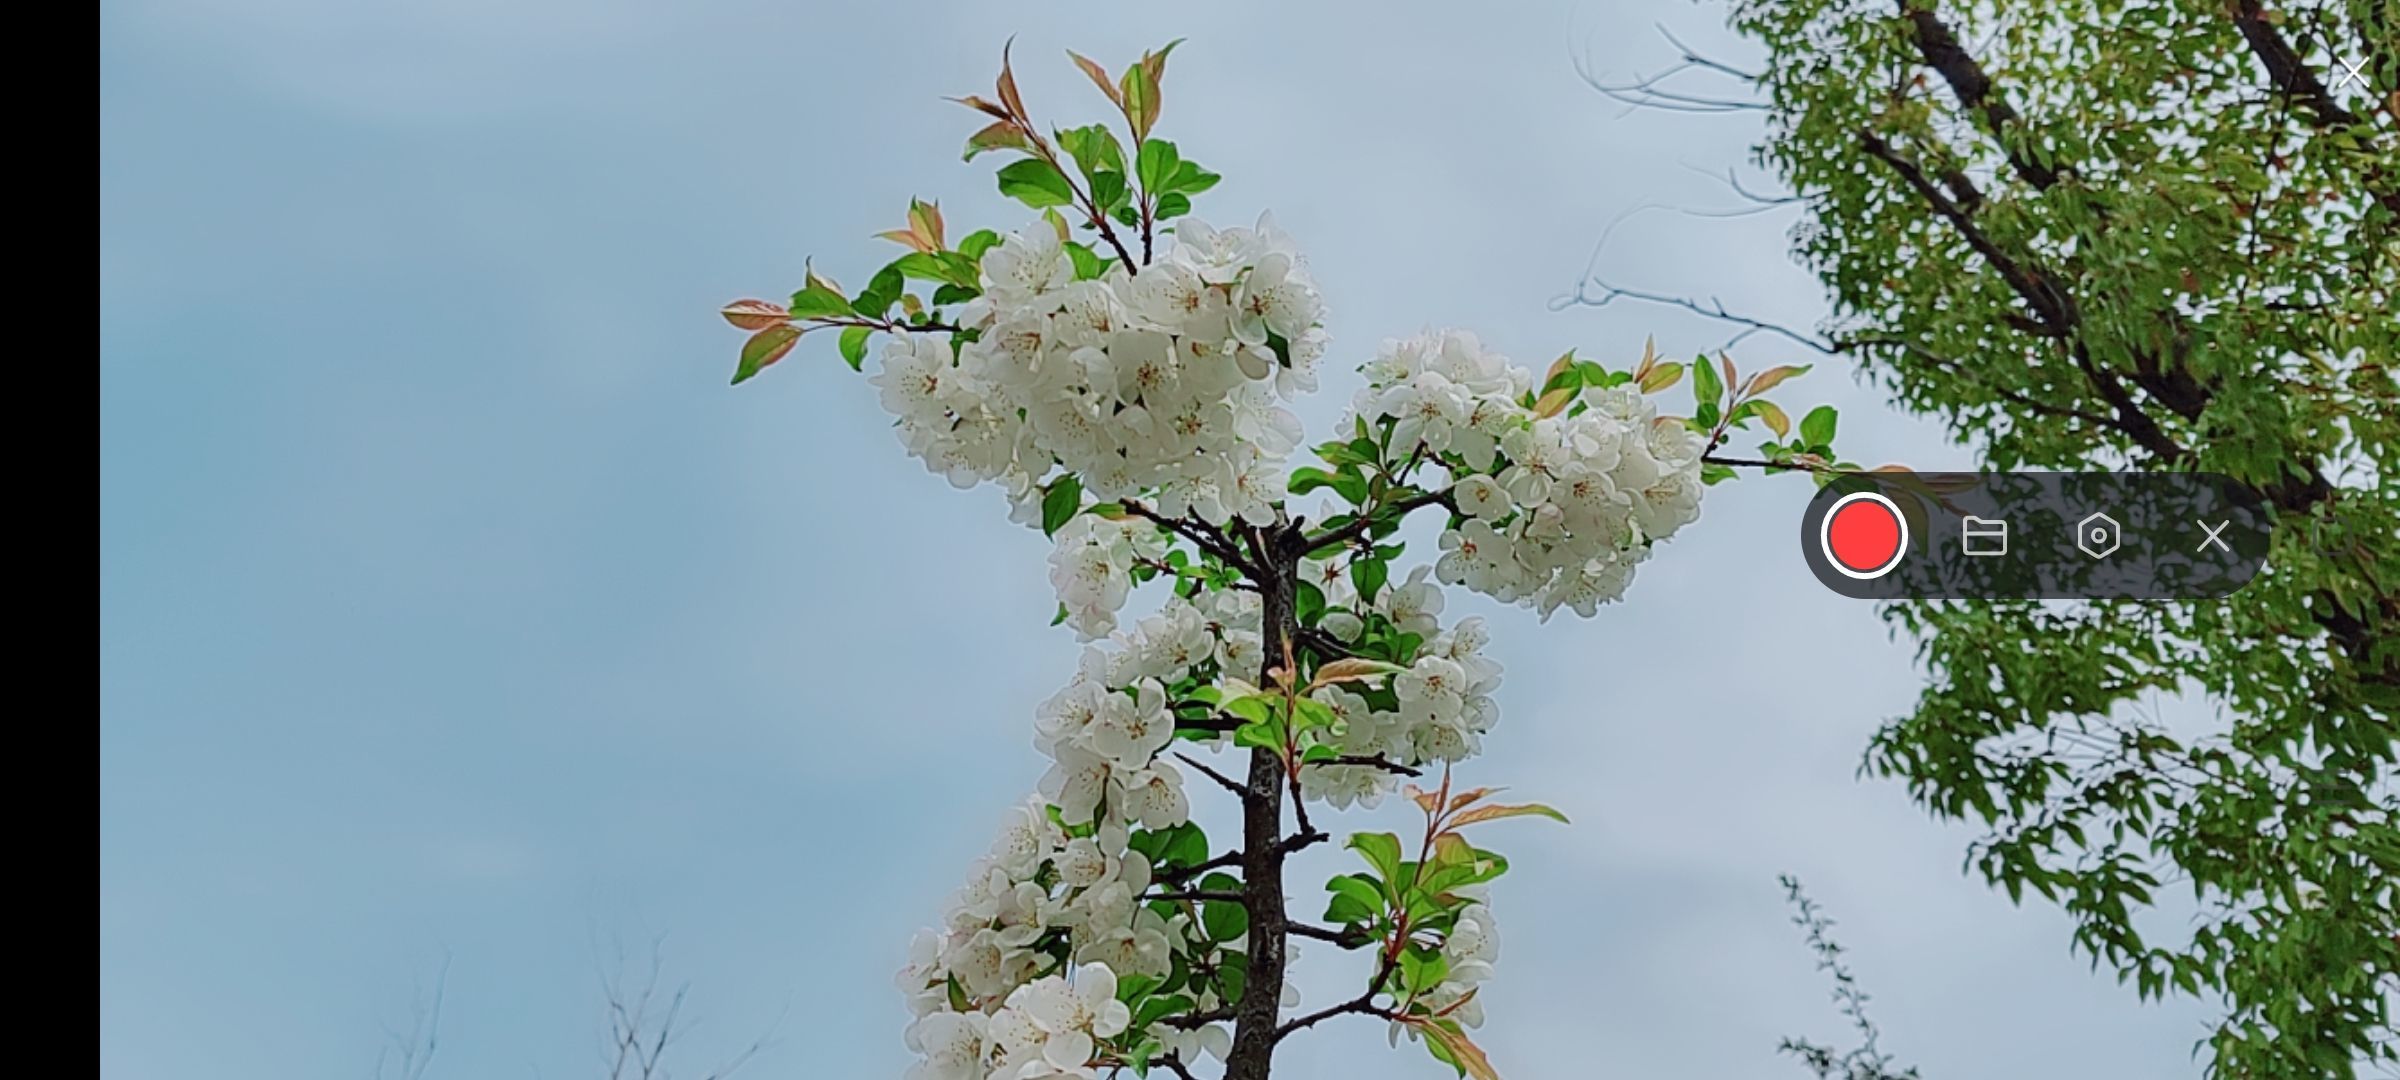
[899,587,1267,1078]
[1046,515,1173,641]
[870,215,1326,527]
[902,962,1134,1080]
[1351,330,1706,619]
[1302,600,1506,810]
[896,796,1206,1080]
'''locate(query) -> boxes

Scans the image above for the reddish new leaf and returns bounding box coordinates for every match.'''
[720,299,789,332]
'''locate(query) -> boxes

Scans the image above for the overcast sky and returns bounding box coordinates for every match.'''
[101,2,2219,1078]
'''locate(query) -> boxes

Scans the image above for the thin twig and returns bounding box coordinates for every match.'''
[1304,754,1423,778]
[1146,889,1244,904]
[1288,922,1376,949]
[1174,752,1254,800]
[1559,276,1837,356]
[1299,490,1454,552]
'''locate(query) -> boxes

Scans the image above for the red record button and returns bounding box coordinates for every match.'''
[1821,491,1908,579]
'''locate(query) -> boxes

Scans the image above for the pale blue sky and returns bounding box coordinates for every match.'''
[100,2,2215,1077]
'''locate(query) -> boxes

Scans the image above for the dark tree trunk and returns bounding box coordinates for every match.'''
[1223,524,1298,1080]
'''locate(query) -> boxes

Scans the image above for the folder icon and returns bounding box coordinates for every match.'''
[1962,516,2008,557]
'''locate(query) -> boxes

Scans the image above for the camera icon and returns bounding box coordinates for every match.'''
[2076,511,2120,559]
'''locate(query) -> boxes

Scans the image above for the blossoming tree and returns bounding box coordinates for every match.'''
[721,44,1847,1080]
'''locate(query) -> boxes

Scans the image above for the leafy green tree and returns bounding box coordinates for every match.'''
[1594,2,2396,1075]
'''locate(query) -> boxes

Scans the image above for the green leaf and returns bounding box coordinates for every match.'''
[996,159,1076,209]
[1692,353,1724,406]
[889,252,950,284]
[1350,557,1389,604]
[1324,874,1384,925]
[1166,160,1220,195]
[1089,170,1129,214]
[1223,695,1277,725]
[1154,192,1192,220]
[1800,404,1838,449]
[1041,474,1084,537]
[837,325,872,371]
[731,325,801,385]
[1294,580,1327,627]
[851,265,904,318]
[1135,822,1209,870]
[1057,124,1127,178]
[1120,61,1161,139]
[957,229,1003,262]
[1065,242,1109,281]
[1289,467,1338,495]
[1751,399,1791,438]
[1051,602,1069,627]
[1348,832,1405,890]
[1232,721,1284,752]
[787,283,852,320]
[1136,139,1181,194]
[1400,947,1450,994]
[1215,950,1246,1003]
[1330,467,1370,506]
[1202,898,1248,942]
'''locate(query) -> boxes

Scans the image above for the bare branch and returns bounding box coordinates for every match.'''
[1302,753,1422,778]
[1121,500,1257,576]
[1297,489,1454,552]
[1675,162,1802,207]
[1575,23,1766,115]
[376,953,449,1080]
[1147,889,1244,904]
[1173,752,1255,801]
[1155,848,1245,886]
[1557,275,1838,356]
[596,935,777,1080]
[1287,922,1376,949]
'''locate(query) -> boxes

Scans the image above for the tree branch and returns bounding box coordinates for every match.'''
[1288,922,1376,949]
[1174,752,1255,801]
[1559,276,1839,355]
[1299,490,1454,552]
[1165,1007,1235,1030]
[2226,1,2400,213]
[1148,889,1244,904]
[1838,335,2121,429]
[1274,952,1398,1042]
[1121,500,1257,575]
[1295,627,1358,662]
[1575,24,1767,114]
[1302,753,1423,777]
[1276,828,1330,856]
[806,315,962,334]
[1853,130,2191,464]
[1156,849,1244,886]
[1899,3,2064,190]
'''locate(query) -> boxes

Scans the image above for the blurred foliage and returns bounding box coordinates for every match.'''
[1732,1,2397,1075]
